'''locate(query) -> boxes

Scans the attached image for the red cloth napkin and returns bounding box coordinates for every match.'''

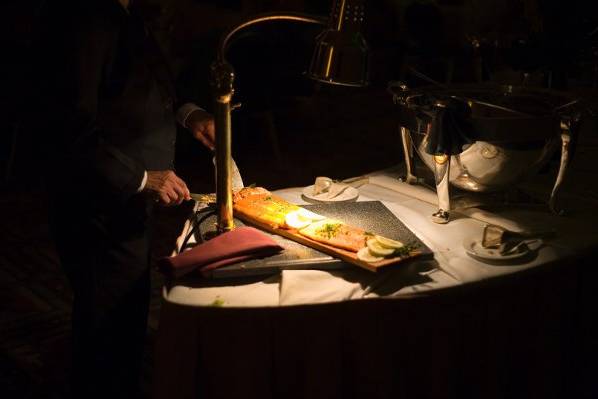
[159,226,283,278]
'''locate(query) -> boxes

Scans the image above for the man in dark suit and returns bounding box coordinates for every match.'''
[32,0,214,397]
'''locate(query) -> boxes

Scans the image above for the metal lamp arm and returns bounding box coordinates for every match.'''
[217,12,327,62]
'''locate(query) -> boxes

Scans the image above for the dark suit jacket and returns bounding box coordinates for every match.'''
[34,0,178,214]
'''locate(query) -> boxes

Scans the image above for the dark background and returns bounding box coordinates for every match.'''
[1,0,597,398]
[2,0,597,189]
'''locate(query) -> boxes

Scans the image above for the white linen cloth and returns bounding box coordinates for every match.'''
[164,275,280,307]
[164,165,598,307]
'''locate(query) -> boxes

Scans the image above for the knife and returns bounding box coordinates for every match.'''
[191,157,244,204]
[190,193,216,204]
[212,155,245,191]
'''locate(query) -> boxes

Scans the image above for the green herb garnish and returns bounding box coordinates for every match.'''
[316,223,342,239]
[392,242,419,257]
[211,297,225,307]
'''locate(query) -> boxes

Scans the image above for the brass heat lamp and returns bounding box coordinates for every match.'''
[210,0,369,233]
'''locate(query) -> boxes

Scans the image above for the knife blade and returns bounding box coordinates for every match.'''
[212,156,244,191]
[190,193,216,204]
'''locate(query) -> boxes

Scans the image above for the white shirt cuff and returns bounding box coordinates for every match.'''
[176,103,205,129]
[137,170,148,192]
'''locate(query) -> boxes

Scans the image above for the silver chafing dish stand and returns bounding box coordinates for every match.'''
[389,82,586,223]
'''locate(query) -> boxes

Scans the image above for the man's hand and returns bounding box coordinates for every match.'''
[186,109,215,151]
[143,170,191,206]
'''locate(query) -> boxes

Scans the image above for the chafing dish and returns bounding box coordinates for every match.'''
[389,83,583,223]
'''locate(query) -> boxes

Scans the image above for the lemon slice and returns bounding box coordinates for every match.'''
[367,238,395,256]
[357,247,384,263]
[374,235,404,249]
[284,210,311,229]
[297,208,326,221]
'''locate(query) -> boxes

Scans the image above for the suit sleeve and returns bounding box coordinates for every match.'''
[50,13,145,206]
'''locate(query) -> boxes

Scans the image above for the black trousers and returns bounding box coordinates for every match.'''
[51,196,153,399]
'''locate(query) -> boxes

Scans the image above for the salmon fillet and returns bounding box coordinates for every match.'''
[298,219,368,252]
[233,187,368,252]
[233,187,299,229]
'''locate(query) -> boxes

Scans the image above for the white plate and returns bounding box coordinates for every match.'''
[463,236,533,262]
[302,184,359,203]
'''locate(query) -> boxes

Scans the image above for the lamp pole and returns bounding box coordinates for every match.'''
[210,60,235,233]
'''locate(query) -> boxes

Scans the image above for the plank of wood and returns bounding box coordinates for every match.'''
[233,210,427,273]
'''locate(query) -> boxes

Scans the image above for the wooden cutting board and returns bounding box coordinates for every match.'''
[235,201,433,272]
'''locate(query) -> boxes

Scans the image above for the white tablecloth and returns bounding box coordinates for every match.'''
[154,166,598,399]
[163,167,598,308]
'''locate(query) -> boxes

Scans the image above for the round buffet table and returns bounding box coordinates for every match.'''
[153,168,598,399]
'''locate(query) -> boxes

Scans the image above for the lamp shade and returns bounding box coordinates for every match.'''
[308,0,369,87]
